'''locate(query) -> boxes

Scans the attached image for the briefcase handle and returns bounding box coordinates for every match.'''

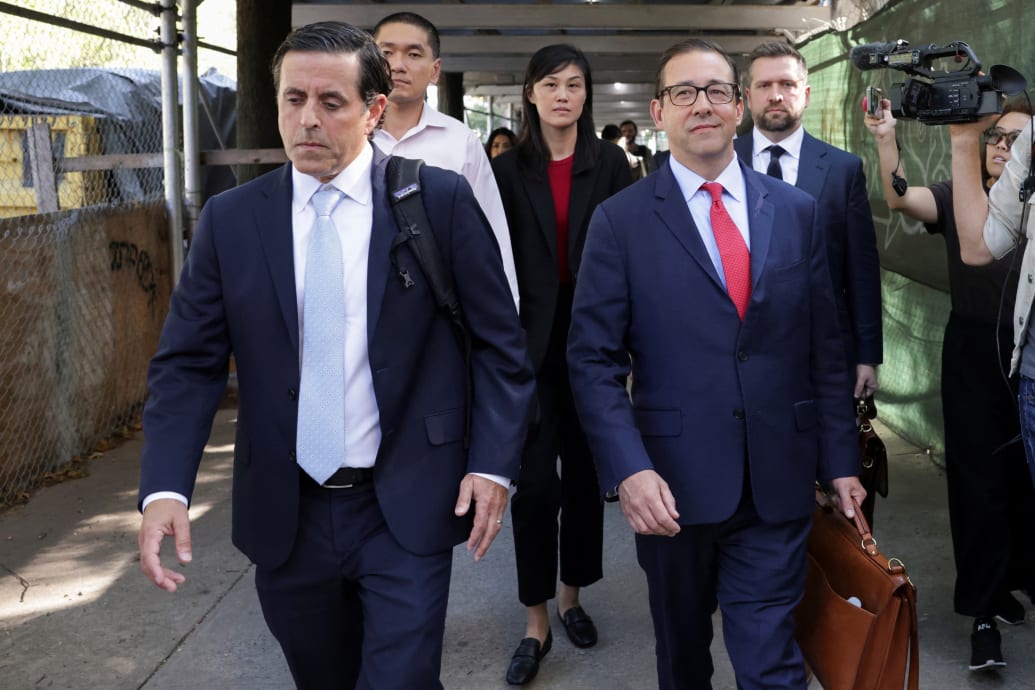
[815,488,881,558]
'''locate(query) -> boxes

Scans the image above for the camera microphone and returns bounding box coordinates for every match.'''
[849,42,903,71]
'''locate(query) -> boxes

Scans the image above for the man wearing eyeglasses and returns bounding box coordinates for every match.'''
[735,42,882,419]
[568,39,864,690]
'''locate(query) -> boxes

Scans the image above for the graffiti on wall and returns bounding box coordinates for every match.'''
[108,240,158,311]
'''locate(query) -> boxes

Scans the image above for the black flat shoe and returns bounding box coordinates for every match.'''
[506,630,552,685]
[559,605,598,648]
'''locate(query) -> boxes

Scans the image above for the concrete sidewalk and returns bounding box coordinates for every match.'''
[2,407,1033,689]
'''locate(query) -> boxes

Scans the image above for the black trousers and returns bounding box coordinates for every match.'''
[511,290,604,606]
[941,311,1035,617]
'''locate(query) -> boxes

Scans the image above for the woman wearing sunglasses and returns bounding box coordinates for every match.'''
[864,96,1035,673]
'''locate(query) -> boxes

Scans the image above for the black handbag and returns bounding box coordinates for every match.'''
[855,396,888,526]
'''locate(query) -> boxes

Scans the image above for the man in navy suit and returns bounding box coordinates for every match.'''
[568,39,866,689]
[735,42,882,400]
[136,22,533,689]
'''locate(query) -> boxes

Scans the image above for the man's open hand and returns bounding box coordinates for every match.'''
[138,498,192,592]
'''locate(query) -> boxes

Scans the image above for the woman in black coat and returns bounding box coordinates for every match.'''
[492,44,633,685]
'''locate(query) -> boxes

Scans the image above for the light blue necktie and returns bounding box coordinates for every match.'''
[296,185,347,484]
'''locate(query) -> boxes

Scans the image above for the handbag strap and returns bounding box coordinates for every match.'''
[814,488,918,689]
[900,574,919,690]
[848,496,919,690]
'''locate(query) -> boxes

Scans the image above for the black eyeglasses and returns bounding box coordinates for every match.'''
[983,127,1022,147]
[657,82,739,107]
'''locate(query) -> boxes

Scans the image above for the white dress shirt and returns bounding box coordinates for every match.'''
[668,155,751,287]
[143,144,508,510]
[373,104,520,308]
[291,145,381,470]
[749,126,805,186]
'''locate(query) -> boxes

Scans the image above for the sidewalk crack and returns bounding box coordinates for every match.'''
[1,563,31,602]
[137,564,253,689]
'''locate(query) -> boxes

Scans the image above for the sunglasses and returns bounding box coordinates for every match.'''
[983,127,1023,147]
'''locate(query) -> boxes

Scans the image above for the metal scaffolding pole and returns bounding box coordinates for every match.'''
[160,0,184,283]
[181,0,201,242]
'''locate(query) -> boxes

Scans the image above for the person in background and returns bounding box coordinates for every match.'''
[136,21,534,689]
[736,42,882,406]
[620,119,655,175]
[372,12,519,307]
[568,39,864,689]
[487,126,518,159]
[491,44,632,686]
[602,123,646,178]
[940,97,1035,670]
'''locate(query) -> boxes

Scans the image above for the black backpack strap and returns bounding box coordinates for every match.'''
[386,156,473,448]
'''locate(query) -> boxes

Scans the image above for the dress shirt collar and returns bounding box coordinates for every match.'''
[374,102,451,147]
[290,143,373,215]
[669,153,746,206]
[751,125,804,162]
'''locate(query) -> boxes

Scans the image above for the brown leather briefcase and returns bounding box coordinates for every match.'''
[796,490,918,690]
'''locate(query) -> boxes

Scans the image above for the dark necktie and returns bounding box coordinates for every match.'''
[701,182,751,319]
[766,145,785,180]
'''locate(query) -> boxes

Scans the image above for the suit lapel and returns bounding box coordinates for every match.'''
[652,165,724,291]
[741,163,774,291]
[367,148,393,337]
[520,166,559,267]
[795,132,829,199]
[566,154,596,260]
[255,164,300,352]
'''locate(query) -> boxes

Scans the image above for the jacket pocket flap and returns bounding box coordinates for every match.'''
[425,409,465,446]
[794,400,818,430]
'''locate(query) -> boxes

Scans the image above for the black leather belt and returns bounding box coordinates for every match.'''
[320,466,374,489]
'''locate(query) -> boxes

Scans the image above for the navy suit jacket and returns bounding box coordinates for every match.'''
[568,159,858,525]
[139,146,535,569]
[735,130,882,368]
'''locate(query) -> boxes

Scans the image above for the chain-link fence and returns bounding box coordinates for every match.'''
[0,0,235,507]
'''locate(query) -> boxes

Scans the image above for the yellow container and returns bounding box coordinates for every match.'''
[0,114,104,218]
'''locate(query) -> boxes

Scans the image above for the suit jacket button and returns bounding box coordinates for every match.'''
[288,388,297,400]
[733,408,745,420]
[737,351,748,362]
[289,451,296,461]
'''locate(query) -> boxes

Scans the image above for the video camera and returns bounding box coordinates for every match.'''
[850,40,1027,125]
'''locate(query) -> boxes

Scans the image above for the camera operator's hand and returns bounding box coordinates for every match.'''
[864,97,938,224]
[863,98,896,141]
[948,112,999,146]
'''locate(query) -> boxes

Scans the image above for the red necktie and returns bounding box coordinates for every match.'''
[701,182,750,319]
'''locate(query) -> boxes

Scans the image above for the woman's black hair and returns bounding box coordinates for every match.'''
[485,127,518,157]
[516,44,599,171]
[601,124,622,142]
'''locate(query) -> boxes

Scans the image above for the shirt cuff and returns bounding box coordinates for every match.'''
[142,491,189,511]
[470,472,511,489]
